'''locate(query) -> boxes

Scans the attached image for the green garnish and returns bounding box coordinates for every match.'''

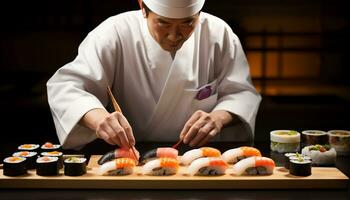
[275,130,297,136]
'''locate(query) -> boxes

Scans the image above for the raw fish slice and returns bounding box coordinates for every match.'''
[181,147,221,165]
[233,156,275,176]
[140,147,178,164]
[222,146,261,164]
[188,157,228,176]
[142,157,179,175]
[98,148,139,165]
[98,158,136,175]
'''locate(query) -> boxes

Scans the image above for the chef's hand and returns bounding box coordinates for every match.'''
[179,110,233,147]
[80,108,135,148]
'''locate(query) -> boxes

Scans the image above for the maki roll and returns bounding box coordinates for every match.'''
[3,157,27,176]
[36,156,59,176]
[41,151,63,169]
[98,158,136,175]
[289,155,312,176]
[301,144,336,166]
[181,147,221,165]
[327,130,350,156]
[41,142,61,152]
[18,144,39,152]
[64,157,87,176]
[301,130,328,147]
[283,153,297,169]
[188,157,228,176]
[222,146,261,164]
[139,147,178,164]
[98,147,139,165]
[270,130,300,153]
[233,156,275,176]
[142,157,179,176]
[12,151,37,169]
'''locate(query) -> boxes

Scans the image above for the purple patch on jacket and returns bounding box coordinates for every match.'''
[196,86,212,100]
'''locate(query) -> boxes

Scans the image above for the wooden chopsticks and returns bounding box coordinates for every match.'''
[106,86,138,160]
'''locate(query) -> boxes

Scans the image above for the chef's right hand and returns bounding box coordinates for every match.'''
[80,108,135,148]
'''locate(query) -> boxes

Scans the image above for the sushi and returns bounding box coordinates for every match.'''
[289,154,312,176]
[142,157,179,176]
[64,157,87,176]
[139,147,178,164]
[98,158,136,176]
[232,156,275,176]
[270,130,300,153]
[98,147,139,165]
[41,151,63,169]
[181,147,221,165]
[12,151,37,169]
[301,144,336,166]
[222,146,261,164]
[301,130,328,147]
[18,144,39,152]
[188,157,228,176]
[3,156,27,176]
[327,130,350,155]
[36,156,59,176]
[41,142,61,152]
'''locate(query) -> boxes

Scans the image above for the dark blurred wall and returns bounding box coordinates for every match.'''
[0,0,348,144]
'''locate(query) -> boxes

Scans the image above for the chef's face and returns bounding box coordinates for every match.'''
[146,12,199,53]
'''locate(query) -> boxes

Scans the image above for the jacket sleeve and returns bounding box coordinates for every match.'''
[213,30,262,140]
[47,27,120,150]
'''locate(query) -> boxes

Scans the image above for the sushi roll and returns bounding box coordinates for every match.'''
[64,157,87,176]
[188,157,228,176]
[233,156,275,176]
[98,158,136,176]
[142,157,179,176]
[18,144,39,152]
[98,147,140,165]
[270,130,300,153]
[181,147,221,165]
[222,146,261,164]
[41,151,63,169]
[36,156,59,176]
[3,156,27,176]
[12,151,37,169]
[289,155,312,176]
[283,153,297,169]
[301,144,336,166]
[139,147,178,164]
[301,130,328,147]
[327,130,350,155]
[41,142,61,152]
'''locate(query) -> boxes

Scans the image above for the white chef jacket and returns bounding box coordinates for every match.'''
[47,10,261,150]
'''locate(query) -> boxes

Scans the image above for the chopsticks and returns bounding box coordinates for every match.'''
[106,85,138,160]
[172,138,183,149]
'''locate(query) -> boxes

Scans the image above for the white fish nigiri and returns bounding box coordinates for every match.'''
[142,157,179,176]
[232,156,275,176]
[98,158,136,175]
[188,157,228,176]
[181,147,221,165]
[222,146,261,164]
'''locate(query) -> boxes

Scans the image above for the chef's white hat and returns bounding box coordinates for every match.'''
[142,0,205,19]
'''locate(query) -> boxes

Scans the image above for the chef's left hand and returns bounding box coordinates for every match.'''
[180,110,233,147]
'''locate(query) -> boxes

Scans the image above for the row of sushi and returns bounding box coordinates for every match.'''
[2,142,87,177]
[97,146,276,176]
[270,129,350,155]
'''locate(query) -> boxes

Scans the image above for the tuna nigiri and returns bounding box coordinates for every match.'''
[181,147,221,165]
[98,148,139,165]
[188,157,228,176]
[232,156,275,176]
[142,157,179,176]
[222,146,261,164]
[139,147,178,164]
[98,158,136,175]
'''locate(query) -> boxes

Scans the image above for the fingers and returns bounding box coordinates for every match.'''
[180,111,201,141]
[197,129,217,147]
[189,122,214,147]
[118,114,136,146]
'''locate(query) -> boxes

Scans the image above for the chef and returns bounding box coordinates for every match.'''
[47,0,261,150]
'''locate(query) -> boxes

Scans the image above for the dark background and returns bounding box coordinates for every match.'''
[0,0,349,146]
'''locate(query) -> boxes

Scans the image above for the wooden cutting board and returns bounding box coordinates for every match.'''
[0,155,348,189]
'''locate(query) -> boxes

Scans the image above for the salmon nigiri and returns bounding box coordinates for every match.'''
[139,147,178,164]
[222,146,261,164]
[98,148,139,165]
[98,157,136,175]
[142,157,179,176]
[232,156,275,176]
[181,147,221,165]
[188,157,228,176]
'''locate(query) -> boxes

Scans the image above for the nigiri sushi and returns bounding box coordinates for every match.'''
[188,157,228,176]
[233,156,275,176]
[222,146,261,164]
[181,147,221,165]
[139,147,178,164]
[142,157,179,176]
[98,158,136,176]
[98,148,139,165]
